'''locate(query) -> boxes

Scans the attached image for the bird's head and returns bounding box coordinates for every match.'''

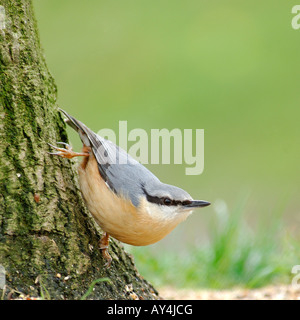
[140,181,210,220]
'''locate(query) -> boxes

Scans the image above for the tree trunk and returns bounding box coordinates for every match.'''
[0,0,158,300]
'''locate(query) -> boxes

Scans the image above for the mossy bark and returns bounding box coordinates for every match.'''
[0,0,158,300]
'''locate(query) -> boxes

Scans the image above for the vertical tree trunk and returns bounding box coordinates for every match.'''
[0,0,158,300]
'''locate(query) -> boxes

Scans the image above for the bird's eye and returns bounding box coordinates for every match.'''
[163,198,172,205]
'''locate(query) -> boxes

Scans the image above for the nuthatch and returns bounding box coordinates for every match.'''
[49,109,210,266]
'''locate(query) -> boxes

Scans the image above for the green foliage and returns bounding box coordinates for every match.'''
[127,200,297,289]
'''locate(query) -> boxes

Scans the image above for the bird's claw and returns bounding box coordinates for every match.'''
[102,249,112,268]
[47,142,89,159]
[99,233,112,268]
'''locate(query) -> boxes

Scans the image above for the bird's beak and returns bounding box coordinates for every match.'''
[184,200,211,209]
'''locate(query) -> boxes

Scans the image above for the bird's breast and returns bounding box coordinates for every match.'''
[77,153,188,246]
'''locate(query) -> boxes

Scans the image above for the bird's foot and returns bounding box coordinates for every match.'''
[47,142,89,159]
[99,233,112,268]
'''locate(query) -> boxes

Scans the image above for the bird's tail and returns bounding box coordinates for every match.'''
[59,108,83,132]
[59,108,94,147]
[58,108,119,181]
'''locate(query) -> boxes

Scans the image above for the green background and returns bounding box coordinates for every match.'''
[32,0,300,287]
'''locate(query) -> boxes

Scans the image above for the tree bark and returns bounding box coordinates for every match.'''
[0,0,158,300]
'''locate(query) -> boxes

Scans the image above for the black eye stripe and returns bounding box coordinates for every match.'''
[142,187,190,207]
[146,194,165,205]
[141,186,191,207]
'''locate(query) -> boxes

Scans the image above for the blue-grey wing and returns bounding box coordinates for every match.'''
[90,133,160,206]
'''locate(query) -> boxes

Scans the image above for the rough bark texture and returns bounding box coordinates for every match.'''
[0,0,158,300]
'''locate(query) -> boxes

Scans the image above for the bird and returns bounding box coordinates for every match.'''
[48,109,210,267]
